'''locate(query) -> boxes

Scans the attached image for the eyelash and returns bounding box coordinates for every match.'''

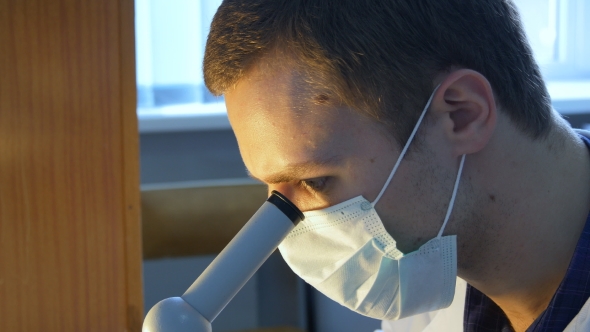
[299,177,329,193]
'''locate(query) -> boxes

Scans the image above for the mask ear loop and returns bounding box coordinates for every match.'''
[372,85,441,207]
[437,154,466,238]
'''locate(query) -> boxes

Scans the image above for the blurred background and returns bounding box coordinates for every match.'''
[136,1,590,331]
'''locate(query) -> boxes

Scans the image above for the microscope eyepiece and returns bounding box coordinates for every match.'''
[267,191,305,225]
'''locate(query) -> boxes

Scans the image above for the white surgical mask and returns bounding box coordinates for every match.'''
[278,87,466,320]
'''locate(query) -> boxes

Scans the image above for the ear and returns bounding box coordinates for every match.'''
[431,69,497,156]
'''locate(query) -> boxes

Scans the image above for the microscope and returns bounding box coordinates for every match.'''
[142,191,304,332]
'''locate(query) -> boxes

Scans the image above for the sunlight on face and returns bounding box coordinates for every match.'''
[224,62,397,212]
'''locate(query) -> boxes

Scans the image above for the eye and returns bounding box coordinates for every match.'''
[299,177,329,193]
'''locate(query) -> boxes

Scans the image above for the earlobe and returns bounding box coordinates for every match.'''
[433,69,497,156]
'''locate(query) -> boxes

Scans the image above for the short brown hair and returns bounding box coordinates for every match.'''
[204,0,552,144]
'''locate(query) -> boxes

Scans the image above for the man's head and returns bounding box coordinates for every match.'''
[204,0,553,146]
[203,0,556,255]
[204,2,590,321]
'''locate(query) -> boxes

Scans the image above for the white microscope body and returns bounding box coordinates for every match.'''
[142,191,304,332]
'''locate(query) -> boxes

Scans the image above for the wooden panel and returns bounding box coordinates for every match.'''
[0,0,142,331]
[142,181,267,259]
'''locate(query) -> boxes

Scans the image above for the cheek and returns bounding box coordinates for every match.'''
[352,153,399,202]
[374,159,456,252]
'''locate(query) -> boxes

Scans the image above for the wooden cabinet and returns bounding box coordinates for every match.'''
[0,0,142,330]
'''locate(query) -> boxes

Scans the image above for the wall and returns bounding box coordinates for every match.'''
[0,0,142,330]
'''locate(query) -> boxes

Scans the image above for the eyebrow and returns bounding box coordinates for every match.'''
[246,154,343,184]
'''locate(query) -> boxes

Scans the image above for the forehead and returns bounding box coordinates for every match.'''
[224,61,386,179]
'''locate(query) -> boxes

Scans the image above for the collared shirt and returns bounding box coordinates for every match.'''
[463,134,590,332]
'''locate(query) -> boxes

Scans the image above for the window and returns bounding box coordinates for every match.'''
[515,0,590,80]
[135,0,590,132]
[514,0,590,114]
[135,0,226,132]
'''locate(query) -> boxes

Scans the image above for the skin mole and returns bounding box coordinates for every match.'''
[313,94,330,105]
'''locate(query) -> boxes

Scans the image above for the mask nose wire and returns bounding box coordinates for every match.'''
[437,154,466,238]
[371,84,441,207]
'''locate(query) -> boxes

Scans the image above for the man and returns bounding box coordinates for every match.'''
[203,0,590,331]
